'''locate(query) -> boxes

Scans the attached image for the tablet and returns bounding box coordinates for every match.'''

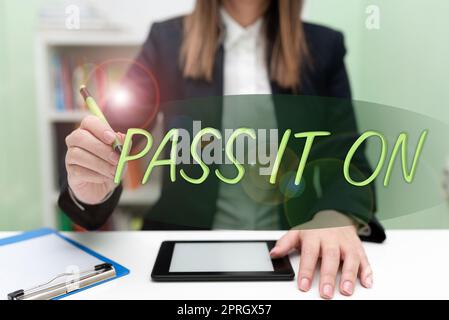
[151,241,294,281]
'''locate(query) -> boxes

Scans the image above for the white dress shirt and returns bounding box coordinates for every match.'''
[221,9,272,96]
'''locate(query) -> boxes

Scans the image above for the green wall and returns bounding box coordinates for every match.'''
[1,0,448,230]
[0,0,44,230]
[308,0,449,115]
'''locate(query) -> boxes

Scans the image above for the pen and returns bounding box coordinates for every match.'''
[79,85,123,154]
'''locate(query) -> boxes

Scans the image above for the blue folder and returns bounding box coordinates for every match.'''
[0,228,130,300]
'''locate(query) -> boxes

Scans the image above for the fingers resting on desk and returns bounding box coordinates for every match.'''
[270,223,373,299]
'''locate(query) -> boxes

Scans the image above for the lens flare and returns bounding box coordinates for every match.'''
[82,58,160,133]
[111,87,131,107]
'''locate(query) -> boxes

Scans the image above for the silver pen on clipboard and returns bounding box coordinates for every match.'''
[7,263,116,300]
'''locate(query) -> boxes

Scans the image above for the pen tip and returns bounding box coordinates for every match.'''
[79,85,90,100]
[114,144,123,154]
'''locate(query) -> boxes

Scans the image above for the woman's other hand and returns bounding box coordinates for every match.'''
[270,210,373,299]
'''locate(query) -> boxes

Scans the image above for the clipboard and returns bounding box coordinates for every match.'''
[0,228,129,300]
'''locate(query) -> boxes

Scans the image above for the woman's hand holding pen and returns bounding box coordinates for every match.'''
[65,115,125,205]
[270,210,373,299]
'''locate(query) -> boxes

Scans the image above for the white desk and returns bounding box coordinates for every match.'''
[1,230,448,300]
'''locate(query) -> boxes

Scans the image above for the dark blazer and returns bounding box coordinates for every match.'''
[59,17,386,243]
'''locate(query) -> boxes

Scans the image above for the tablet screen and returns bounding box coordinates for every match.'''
[169,242,274,272]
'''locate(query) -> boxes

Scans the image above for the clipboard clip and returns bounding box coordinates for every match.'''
[8,263,116,300]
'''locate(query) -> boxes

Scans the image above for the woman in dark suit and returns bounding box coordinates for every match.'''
[59,0,385,299]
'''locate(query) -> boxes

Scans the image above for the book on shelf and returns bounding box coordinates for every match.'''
[51,51,126,113]
[52,55,65,111]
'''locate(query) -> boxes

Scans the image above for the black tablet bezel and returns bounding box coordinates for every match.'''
[151,240,295,281]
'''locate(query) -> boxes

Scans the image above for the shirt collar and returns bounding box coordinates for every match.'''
[220,8,263,50]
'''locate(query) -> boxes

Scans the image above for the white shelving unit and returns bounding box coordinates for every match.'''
[35,30,161,229]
